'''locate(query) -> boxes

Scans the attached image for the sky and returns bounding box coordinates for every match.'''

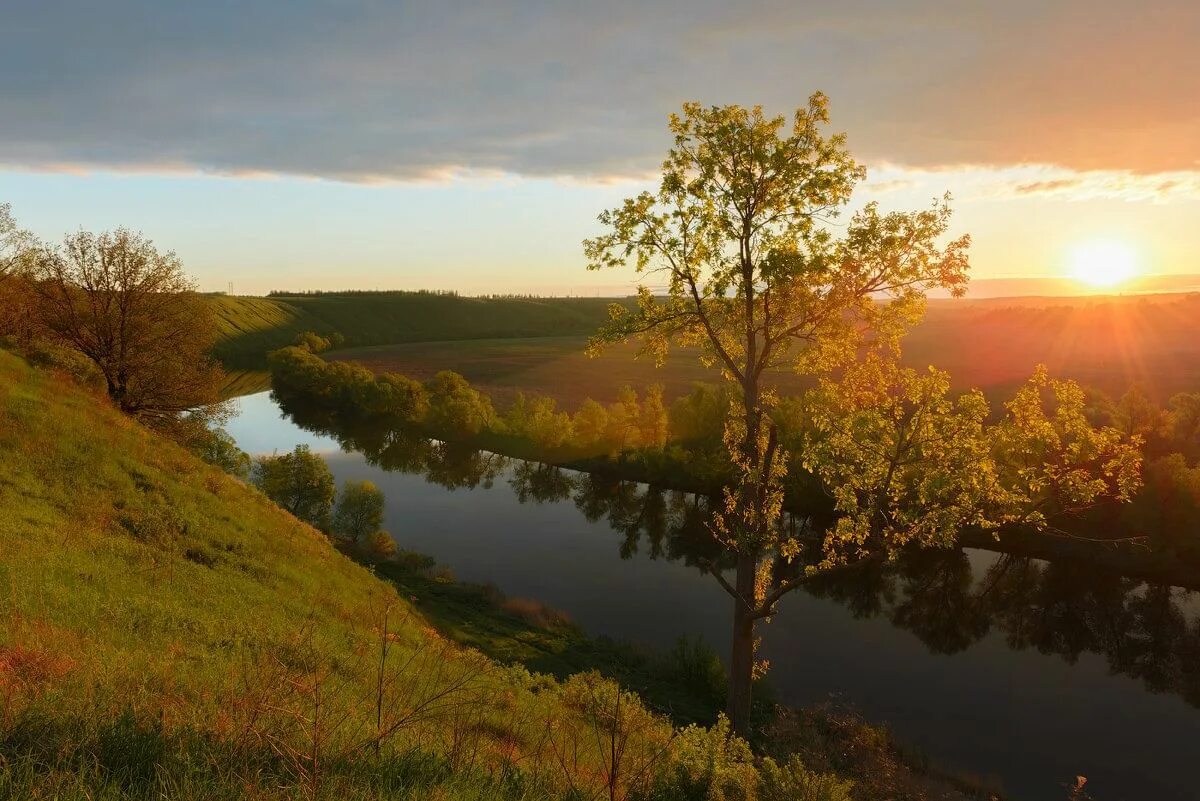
[1,1,1197,295]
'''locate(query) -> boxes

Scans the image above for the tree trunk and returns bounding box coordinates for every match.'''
[726,550,758,736]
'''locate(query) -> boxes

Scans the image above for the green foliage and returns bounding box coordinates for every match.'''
[1166,391,1200,461]
[757,755,854,801]
[333,479,386,542]
[17,337,106,390]
[992,366,1143,521]
[0,203,38,340]
[294,330,334,353]
[580,96,1148,736]
[671,384,732,445]
[269,346,431,420]
[364,530,398,558]
[194,427,252,480]
[806,359,1142,567]
[504,392,573,450]
[570,399,609,450]
[1111,385,1163,441]
[644,716,757,801]
[252,444,336,531]
[663,637,727,708]
[374,372,430,419]
[426,371,496,434]
[582,96,976,732]
[1124,454,1200,552]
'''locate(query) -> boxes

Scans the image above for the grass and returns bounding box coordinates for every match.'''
[0,347,679,799]
[207,294,314,367]
[209,293,628,368]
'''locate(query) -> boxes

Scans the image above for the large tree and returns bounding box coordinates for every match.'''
[333,479,386,542]
[31,228,224,426]
[584,97,1139,734]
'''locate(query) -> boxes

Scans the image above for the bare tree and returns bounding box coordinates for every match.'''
[31,228,225,426]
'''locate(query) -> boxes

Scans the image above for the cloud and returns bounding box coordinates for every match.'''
[994,168,1200,203]
[1013,179,1083,195]
[1,1,1197,182]
[858,161,1200,205]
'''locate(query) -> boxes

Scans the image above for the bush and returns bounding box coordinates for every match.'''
[293,330,332,353]
[194,427,252,479]
[18,338,105,391]
[364,530,397,558]
[662,636,727,708]
[333,479,386,542]
[758,755,854,801]
[644,716,757,801]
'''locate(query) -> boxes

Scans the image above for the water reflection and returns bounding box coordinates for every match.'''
[275,391,1200,712]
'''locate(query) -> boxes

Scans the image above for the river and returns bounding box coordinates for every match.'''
[226,390,1200,801]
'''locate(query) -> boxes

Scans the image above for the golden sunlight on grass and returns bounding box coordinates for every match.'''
[1068,239,1141,288]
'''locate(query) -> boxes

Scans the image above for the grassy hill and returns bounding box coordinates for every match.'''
[0,348,682,800]
[209,292,626,368]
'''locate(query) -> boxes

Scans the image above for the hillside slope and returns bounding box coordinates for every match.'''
[0,350,678,800]
[209,293,627,367]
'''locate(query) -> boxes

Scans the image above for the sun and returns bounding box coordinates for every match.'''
[1068,240,1140,288]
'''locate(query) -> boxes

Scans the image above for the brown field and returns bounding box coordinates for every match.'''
[328,293,1200,410]
[329,336,732,408]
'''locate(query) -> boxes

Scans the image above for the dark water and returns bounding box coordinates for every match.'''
[227,391,1200,801]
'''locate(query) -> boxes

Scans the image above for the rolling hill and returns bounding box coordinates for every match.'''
[208,292,627,368]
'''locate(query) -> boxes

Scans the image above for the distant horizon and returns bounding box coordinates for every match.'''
[238,272,1200,301]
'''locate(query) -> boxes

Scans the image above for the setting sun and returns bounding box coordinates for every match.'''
[1068,240,1141,287]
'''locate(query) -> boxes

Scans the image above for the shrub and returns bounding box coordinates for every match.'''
[645,715,757,801]
[193,427,252,479]
[758,755,854,801]
[333,479,386,542]
[663,636,727,708]
[364,530,397,558]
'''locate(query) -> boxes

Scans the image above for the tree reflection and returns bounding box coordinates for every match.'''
[275,391,1200,708]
